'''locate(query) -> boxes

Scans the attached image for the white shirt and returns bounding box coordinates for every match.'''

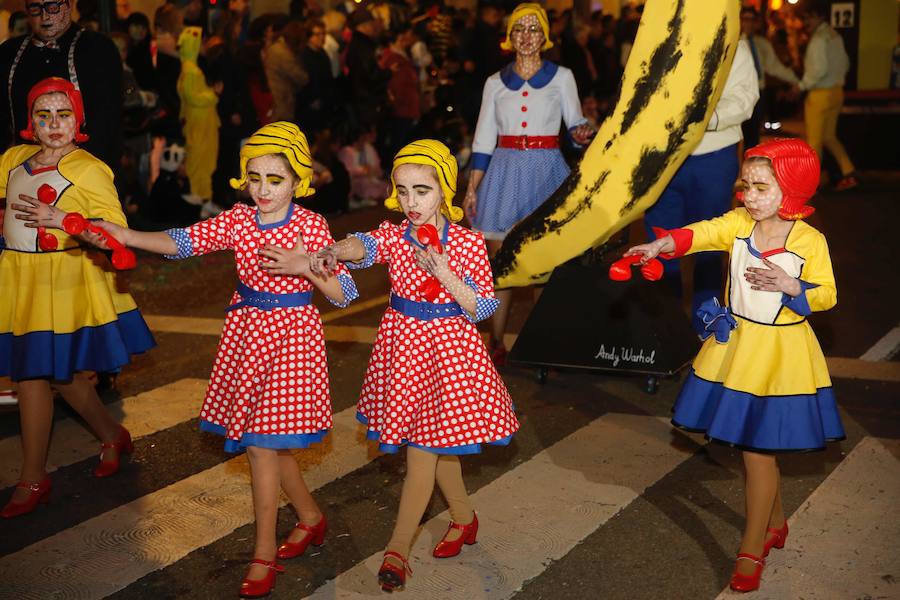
[694,40,759,156]
[743,34,800,90]
[323,34,341,79]
[471,62,586,166]
[798,22,850,91]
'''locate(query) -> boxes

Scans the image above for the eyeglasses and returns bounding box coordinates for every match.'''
[511,24,542,35]
[26,0,69,16]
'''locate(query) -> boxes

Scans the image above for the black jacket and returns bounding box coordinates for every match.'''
[0,25,124,168]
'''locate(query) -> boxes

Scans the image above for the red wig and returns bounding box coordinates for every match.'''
[19,77,89,144]
[744,138,820,220]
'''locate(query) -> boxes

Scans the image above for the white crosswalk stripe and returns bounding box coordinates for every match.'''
[715,436,900,600]
[0,406,373,600]
[304,413,697,599]
[0,379,207,489]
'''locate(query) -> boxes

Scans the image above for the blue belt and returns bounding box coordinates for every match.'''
[390,294,464,321]
[226,282,313,312]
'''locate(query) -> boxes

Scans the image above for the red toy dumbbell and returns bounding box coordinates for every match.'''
[416,224,444,301]
[609,254,664,282]
[62,212,137,270]
[36,183,59,251]
[416,223,442,254]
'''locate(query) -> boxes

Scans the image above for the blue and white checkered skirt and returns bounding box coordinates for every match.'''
[472,148,570,240]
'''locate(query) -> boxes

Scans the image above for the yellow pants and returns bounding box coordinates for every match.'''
[804,86,855,176]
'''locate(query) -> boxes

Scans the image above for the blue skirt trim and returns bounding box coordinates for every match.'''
[200,420,330,454]
[672,371,846,453]
[0,308,156,381]
[472,147,569,236]
[356,412,513,455]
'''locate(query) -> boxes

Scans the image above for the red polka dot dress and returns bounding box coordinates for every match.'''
[351,219,518,454]
[165,203,358,452]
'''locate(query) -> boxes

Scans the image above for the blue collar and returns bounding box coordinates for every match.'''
[403,218,450,249]
[500,60,559,90]
[256,202,295,230]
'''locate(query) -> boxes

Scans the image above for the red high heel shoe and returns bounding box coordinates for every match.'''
[239,558,284,598]
[433,513,478,558]
[93,427,134,478]
[1,477,51,518]
[276,514,327,559]
[729,552,765,592]
[763,521,789,557]
[378,551,412,592]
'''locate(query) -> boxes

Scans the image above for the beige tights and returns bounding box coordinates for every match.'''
[385,448,474,561]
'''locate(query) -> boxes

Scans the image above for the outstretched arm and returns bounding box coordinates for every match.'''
[310,236,368,276]
[12,193,177,254]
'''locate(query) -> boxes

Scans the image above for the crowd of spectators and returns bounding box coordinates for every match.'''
[0,0,825,224]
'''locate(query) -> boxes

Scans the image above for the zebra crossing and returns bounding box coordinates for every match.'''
[0,315,898,599]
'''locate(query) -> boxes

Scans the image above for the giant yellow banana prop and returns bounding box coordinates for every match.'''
[493,0,741,288]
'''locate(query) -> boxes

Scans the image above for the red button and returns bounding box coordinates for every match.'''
[523,91,529,97]
[521,121,528,128]
[521,106,527,112]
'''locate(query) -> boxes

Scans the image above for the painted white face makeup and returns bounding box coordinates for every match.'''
[246,154,298,223]
[27,0,72,42]
[394,163,443,228]
[32,92,76,149]
[740,160,783,222]
[510,14,544,56]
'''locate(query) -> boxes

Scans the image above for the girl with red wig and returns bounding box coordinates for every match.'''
[625,138,844,593]
[0,77,155,518]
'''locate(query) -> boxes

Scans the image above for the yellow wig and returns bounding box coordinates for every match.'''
[385,139,463,222]
[229,121,316,198]
[500,2,553,52]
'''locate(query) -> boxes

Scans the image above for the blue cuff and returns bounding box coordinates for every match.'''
[470,152,492,171]
[328,273,359,307]
[462,275,500,323]
[567,120,589,149]
[164,228,193,259]
[348,233,377,269]
[0,235,5,250]
[781,279,818,317]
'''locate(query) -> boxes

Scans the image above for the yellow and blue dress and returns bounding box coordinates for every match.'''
[665,208,844,452]
[0,145,155,381]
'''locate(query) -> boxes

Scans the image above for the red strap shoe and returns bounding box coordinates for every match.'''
[433,512,478,558]
[1,477,51,518]
[277,514,327,559]
[94,427,134,478]
[378,551,412,592]
[763,521,788,557]
[729,552,765,592]
[239,558,284,598]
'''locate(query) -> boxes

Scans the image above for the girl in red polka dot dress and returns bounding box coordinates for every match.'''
[95,122,358,599]
[308,139,518,592]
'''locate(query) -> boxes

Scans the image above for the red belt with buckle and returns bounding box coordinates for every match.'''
[497,135,560,150]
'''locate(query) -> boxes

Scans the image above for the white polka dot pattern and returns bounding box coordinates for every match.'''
[164,228,194,259]
[462,274,500,323]
[348,233,378,269]
[181,204,352,447]
[357,220,518,451]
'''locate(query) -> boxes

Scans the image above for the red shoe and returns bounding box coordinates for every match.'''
[1,477,51,518]
[729,552,765,592]
[833,174,859,191]
[378,551,412,592]
[763,521,789,557]
[490,343,507,367]
[277,514,327,559]
[433,513,478,558]
[93,427,134,478]
[239,558,284,599]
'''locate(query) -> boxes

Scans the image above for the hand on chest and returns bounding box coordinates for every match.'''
[730,238,805,323]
